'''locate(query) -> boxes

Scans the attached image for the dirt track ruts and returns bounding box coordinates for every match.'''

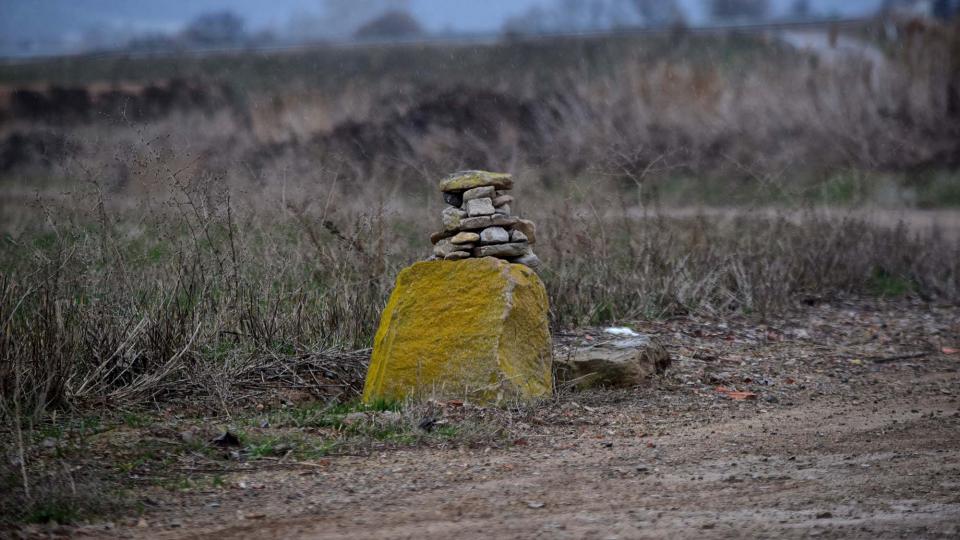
[134,368,960,539]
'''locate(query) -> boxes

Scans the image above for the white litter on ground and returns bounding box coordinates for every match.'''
[604,327,639,337]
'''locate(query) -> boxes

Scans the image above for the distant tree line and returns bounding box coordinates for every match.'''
[127,11,270,52]
[126,2,424,53]
[502,0,778,35]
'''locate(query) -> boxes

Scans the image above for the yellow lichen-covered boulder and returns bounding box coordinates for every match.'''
[362,257,552,405]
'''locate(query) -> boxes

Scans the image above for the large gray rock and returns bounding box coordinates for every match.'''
[555,335,670,389]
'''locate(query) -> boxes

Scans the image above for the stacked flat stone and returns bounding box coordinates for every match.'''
[429,170,541,270]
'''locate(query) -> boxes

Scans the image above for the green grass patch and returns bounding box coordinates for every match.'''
[867,268,914,297]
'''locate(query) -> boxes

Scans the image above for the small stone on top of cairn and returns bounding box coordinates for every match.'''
[430,170,541,270]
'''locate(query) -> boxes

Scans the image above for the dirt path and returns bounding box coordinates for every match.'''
[164,376,958,539]
[53,300,959,539]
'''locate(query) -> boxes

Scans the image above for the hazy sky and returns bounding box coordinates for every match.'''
[0,0,884,54]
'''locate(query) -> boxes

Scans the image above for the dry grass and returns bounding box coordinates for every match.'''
[1,176,957,425]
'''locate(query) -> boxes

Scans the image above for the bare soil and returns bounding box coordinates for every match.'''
[18,298,960,539]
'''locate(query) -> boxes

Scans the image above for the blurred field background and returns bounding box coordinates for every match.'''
[1,1,959,422]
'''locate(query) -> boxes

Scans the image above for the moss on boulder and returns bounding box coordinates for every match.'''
[362,258,552,405]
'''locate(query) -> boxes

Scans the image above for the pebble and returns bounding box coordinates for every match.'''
[462,186,495,201]
[450,231,480,244]
[494,204,511,215]
[444,251,471,261]
[474,242,528,258]
[480,226,510,244]
[466,197,496,217]
[510,229,528,243]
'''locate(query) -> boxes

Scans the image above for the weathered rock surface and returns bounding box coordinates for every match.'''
[480,226,509,244]
[362,258,552,404]
[463,186,495,201]
[466,198,495,217]
[444,251,471,261]
[514,219,537,245]
[511,252,541,270]
[442,206,466,232]
[490,215,519,227]
[450,231,480,244]
[459,216,491,230]
[440,170,513,193]
[492,194,513,207]
[434,238,474,258]
[432,238,456,258]
[510,229,528,243]
[555,335,670,389]
[460,214,519,230]
[474,242,528,258]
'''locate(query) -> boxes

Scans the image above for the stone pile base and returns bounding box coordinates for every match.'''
[362,258,553,405]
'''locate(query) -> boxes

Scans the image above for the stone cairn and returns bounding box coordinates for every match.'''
[428,171,541,270]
